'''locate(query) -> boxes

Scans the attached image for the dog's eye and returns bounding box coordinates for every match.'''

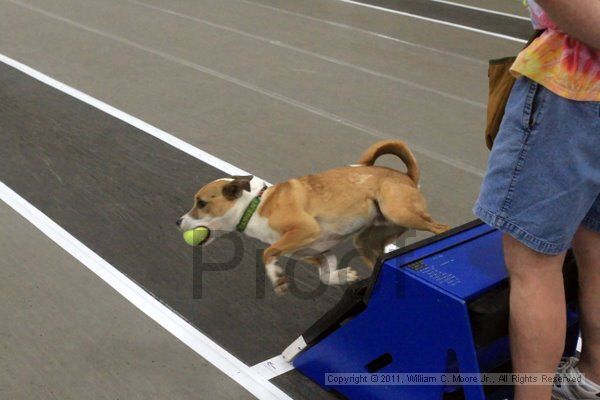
[197,199,208,208]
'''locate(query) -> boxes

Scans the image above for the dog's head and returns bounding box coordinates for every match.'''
[176,175,255,244]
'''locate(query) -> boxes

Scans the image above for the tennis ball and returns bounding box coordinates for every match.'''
[182,226,210,246]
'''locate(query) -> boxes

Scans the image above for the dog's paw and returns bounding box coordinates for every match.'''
[344,268,360,283]
[273,276,289,295]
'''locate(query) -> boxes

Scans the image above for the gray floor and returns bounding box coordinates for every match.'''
[0,0,524,230]
[0,0,530,398]
[0,202,254,400]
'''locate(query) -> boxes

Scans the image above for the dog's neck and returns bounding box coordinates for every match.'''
[243,176,267,202]
[222,177,267,231]
[233,178,280,244]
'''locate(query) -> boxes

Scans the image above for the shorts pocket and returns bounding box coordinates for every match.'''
[521,80,548,134]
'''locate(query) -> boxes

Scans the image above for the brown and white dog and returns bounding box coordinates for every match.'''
[177,140,450,294]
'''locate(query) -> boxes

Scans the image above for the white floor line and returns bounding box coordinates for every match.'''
[251,355,296,380]
[425,0,530,21]
[0,182,291,400]
[0,50,301,392]
[333,0,527,44]
[235,0,486,65]
[125,0,490,103]
[0,52,265,182]
[1,1,486,178]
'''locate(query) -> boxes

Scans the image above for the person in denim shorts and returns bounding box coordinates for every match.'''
[474,1,600,399]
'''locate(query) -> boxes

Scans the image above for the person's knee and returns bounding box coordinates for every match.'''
[573,225,600,260]
[502,234,565,280]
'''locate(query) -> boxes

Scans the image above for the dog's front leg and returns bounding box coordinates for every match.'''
[264,259,288,295]
[262,227,319,295]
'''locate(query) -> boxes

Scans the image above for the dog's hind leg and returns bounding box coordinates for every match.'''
[305,253,360,285]
[354,225,407,268]
[376,181,450,235]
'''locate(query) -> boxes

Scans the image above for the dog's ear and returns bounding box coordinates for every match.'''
[222,176,253,200]
[231,175,254,182]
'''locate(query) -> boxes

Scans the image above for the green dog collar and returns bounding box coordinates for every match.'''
[236,186,267,232]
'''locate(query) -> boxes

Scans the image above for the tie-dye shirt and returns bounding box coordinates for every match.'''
[511,0,600,101]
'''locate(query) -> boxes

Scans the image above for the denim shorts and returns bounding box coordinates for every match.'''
[474,77,600,254]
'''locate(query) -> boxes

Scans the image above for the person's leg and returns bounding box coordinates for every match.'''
[572,225,600,384]
[503,234,567,400]
[474,78,600,398]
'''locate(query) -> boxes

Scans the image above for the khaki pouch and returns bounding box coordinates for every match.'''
[485,57,517,150]
[485,30,543,150]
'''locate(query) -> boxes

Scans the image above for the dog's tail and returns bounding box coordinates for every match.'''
[357,140,420,184]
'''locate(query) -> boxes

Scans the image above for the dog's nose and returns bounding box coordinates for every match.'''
[176,218,182,227]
